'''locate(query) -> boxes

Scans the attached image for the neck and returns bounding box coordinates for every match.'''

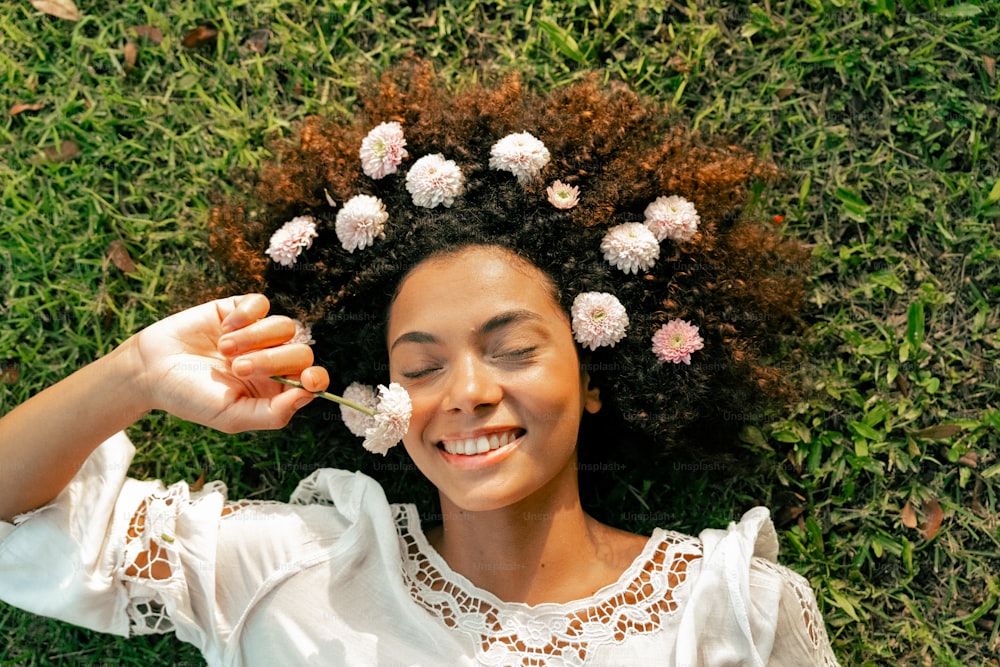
[428,459,626,605]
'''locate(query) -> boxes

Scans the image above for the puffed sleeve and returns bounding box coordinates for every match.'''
[673,507,840,667]
[0,432,162,636]
[0,431,360,665]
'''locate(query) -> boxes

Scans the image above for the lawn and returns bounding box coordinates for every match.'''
[1,0,998,665]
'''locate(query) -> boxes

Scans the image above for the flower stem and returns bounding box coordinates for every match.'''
[269,376,378,416]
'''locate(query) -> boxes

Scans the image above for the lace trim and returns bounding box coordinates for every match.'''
[119,479,233,636]
[393,505,700,666]
[756,559,840,667]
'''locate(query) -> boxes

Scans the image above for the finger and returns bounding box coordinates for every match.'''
[218,316,296,356]
[218,294,270,334]
[230,343,314,378]
[299,365,330,393]
[218,388,315,433]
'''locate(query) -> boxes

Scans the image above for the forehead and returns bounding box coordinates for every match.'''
[388,247,564,333]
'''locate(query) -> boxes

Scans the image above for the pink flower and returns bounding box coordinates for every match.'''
[285,319,315,346]
[335,194,388,252]
[405,154,465,208]
[570,292,629,350]
[547,180,580,210]
[600,222,659,274]
[363,383,412,455]
[644,195,700,243]
[489,132,550,184]
[340,382,378,437]
[359,121,408,179]
[265,216,318,266]
[651,319,704,365]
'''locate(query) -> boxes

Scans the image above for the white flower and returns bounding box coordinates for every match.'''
[363,383,412,455]
[546,180,580,210]
[285,319,315,346]
[600,223,659,274]
[335,194,388,252]
[265,216,318,266]
[644,195,700,243]
[340,382,378,437]
[570,292,629,351]
[359,121,408,179]
[489,132,550,185]
[405,154,465,208]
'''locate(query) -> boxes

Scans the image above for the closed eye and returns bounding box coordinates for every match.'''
[493,347,537,361]
[401,367,441,379]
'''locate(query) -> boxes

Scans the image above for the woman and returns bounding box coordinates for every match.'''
[0,64,839,665]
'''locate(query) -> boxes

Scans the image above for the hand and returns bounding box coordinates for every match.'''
[130,294,330,433]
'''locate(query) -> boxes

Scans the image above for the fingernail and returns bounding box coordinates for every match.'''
[218,338,237,355]
[233,358,253,376]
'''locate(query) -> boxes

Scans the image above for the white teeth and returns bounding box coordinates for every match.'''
[442,430,520,456]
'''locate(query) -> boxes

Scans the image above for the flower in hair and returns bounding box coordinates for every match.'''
[335,194,388,252]
[489,132,550,185]
[644,195,700,243]
[340,382,378,437]
[571,292,629,351]
[651,319,704,365]
[265,216,318,267]
[406,154,465,208]
[547,180,580,210]
[286,319,315,346]
[363,383,412,455]
[600,222,659,274]
[359,121,408,179]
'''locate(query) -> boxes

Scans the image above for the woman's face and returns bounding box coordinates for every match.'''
[387,246,601,512]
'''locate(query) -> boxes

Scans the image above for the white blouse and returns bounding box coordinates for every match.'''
[0,433,840,666]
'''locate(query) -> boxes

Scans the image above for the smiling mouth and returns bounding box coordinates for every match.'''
[438,429,525,456]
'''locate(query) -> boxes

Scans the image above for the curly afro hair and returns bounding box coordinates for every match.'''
[192,61,809,504]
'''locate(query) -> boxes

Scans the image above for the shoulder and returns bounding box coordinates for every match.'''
[751,558,841,666]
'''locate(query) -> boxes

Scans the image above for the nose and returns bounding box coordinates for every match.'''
[443,353,502,413]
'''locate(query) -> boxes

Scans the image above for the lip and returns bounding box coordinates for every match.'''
[436,428,525,469]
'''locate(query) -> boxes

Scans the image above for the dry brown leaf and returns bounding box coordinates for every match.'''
[908,423,963,440]
[901,500,918,528]
[190,471,206,492]
[123,40,138,73]
[922,499,943,541]
[958,451,979,468]
[244,28,270,54]
[985,55,996,79]
[0,359,20,385]
[36,139,79,163]
[776,86,795,99]
[131,25,164,44]
[29,0,81,21]
[182,25,218,49]
[9,102,45,117]
[106,240,137,274]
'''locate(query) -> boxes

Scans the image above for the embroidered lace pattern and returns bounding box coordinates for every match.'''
[393,505,701,666]
[756,559,840,666]
[119,479,259,636]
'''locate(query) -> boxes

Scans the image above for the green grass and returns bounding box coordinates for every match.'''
[2,0,998,664]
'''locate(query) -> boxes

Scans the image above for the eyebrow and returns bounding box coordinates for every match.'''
[389,309,544,352]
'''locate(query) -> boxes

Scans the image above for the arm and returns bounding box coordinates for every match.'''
[0,293,329,522]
